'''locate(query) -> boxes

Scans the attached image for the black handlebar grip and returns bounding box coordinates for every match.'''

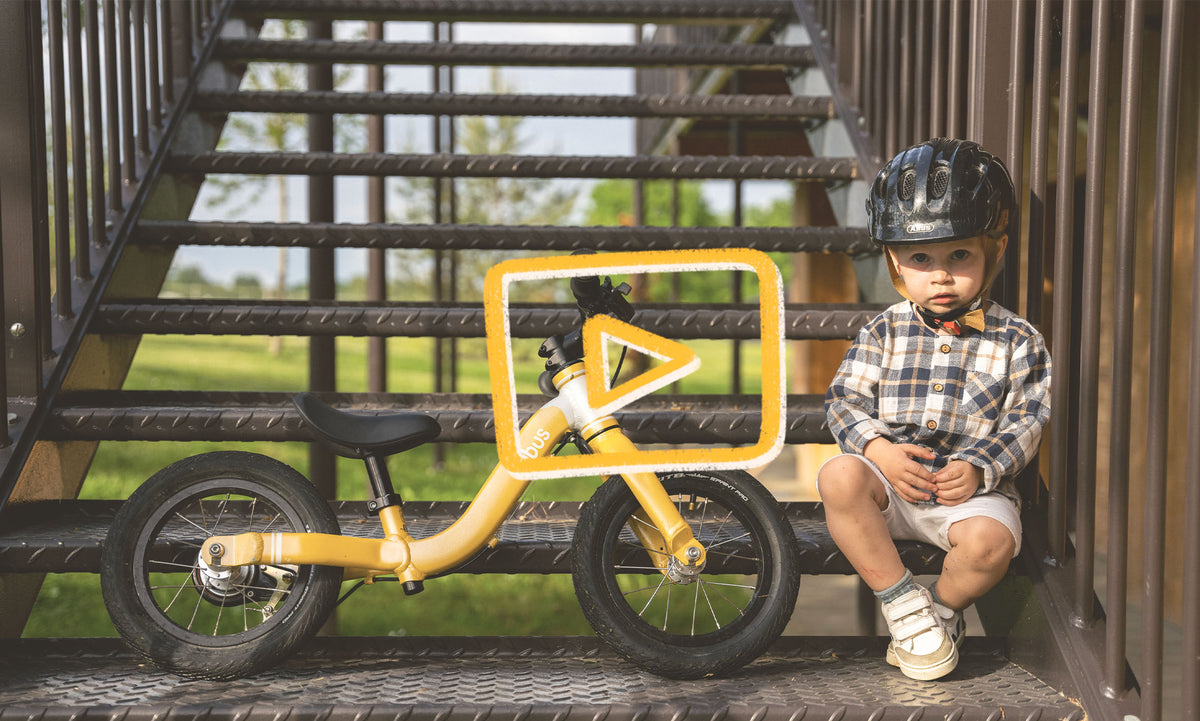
[569,249,600,303]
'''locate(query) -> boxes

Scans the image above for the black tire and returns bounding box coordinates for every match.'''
[100,451,342,680]
[571,470,801,679]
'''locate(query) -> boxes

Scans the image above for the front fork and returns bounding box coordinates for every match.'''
[583,422,707,577]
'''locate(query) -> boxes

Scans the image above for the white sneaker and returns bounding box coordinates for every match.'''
[886,600,965,669]
[880,585,959,680]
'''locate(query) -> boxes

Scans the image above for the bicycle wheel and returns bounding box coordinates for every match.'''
[100,451,342,680]
[572,470,800,679]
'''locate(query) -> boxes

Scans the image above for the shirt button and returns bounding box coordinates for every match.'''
[926,420,938,430]
[934,383,944,392]
[940,344,952,353]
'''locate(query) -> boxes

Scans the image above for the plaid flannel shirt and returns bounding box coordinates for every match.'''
[825,301,1051,502]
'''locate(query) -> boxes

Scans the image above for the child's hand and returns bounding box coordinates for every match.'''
[863,438,938,503]
[933,460,983,505]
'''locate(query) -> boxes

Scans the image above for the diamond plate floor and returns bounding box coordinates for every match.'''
[0,637,1083,721]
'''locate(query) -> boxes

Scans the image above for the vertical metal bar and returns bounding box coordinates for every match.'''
[1073,0,1111,628]
[897,0,912,149]
[1047,0,1081,571]
[1105,0,1144,699]
[366,20,387,394]
[912,0,928,146]
[179,0,193,66]
[883,0,898,157]
[1184,91,1200,721]
[307,18,336,499]
[929,0,946,138]
[146,0,161,130]
[444,23,458,396]
[159,0,174,106]
[1001,0,1027,315]
[132,0,149,157]
[118,0,136,184]
[0,0,50,394]
[729,72,742,396]
[67,0,91,282]
[945,0,964,139]
[1139,4,1182,718]
[86,0,108,247]
[104,0,121,211]
[0,226,7,446]
[48,0,74,319]
[870,1,884,150]
[1026,0,1052,329]
[850,0,862,106]
[430,20,445,450]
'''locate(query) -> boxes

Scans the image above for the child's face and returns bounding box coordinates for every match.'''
[888,237,987,314]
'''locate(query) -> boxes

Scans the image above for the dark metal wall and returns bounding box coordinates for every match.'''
[807,2,1199,720]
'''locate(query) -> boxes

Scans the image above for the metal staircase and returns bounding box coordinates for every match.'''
[9,1,1191,719]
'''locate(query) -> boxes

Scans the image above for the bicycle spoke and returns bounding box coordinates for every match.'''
[704,531,751,551]
[700,579,722,630]
[173,510,213,536]
[636,575,668,617]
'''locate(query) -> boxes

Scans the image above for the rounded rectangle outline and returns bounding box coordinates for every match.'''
[483,248,786,481]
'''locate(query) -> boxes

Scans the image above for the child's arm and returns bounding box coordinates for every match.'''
[825,323,894,453]
[827,321,939,502]
[952,331,1052,493]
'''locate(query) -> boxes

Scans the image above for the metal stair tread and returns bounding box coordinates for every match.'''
[92,299,886,340]
[131,219,877,255]
[191,90,835,119]
[0,637,1083,719]
[232,0,799,23]
[212,38,818,68]
[164,151,858,181]
[0,499,945,575]
[43,390,834,444]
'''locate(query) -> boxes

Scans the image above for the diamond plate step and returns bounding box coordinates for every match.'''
[233,0,798,24]
[43,391,834,444]
[164,152,857,182]
[0,637,1084,720]
[211,39,817,68]
[192,91,834,120]
[0,500,946,575]
[131,220,878,255]
[92,300,883,340]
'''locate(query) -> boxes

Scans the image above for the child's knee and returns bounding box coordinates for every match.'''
[950,517,1016,568]
[816,455,883,506]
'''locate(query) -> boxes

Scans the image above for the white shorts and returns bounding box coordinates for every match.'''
[816,453,1022,558]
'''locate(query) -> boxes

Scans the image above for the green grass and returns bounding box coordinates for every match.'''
[23,332,761,638]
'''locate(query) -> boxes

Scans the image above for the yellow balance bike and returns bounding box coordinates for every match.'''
[100,267,801,681]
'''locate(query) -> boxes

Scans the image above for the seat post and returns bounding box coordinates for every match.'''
[363,454,401,514]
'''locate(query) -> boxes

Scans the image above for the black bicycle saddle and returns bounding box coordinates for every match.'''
[293,392,441,459]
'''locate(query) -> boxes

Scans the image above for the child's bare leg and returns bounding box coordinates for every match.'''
[934,516,1016,610]
[817,455,906,590]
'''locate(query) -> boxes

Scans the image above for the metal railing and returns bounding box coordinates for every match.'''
[0,0,225,510]
[804,2,1199,719]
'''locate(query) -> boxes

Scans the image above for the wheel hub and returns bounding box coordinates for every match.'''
[192,554,259,607]
[665,554,705,583]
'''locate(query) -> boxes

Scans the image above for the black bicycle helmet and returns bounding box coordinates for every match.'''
[867,138,1014,246]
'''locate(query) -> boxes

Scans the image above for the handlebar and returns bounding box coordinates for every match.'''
[536,251,635,378]
[569,250,635,323]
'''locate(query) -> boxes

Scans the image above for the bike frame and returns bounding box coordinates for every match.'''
[201,360,705,587]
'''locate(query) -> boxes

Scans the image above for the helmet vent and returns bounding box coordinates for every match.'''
[900,169,916,201]
[930,166,951,199]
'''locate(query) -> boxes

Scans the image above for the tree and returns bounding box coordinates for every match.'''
[389,69,580,303]
[203,19,363,352]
